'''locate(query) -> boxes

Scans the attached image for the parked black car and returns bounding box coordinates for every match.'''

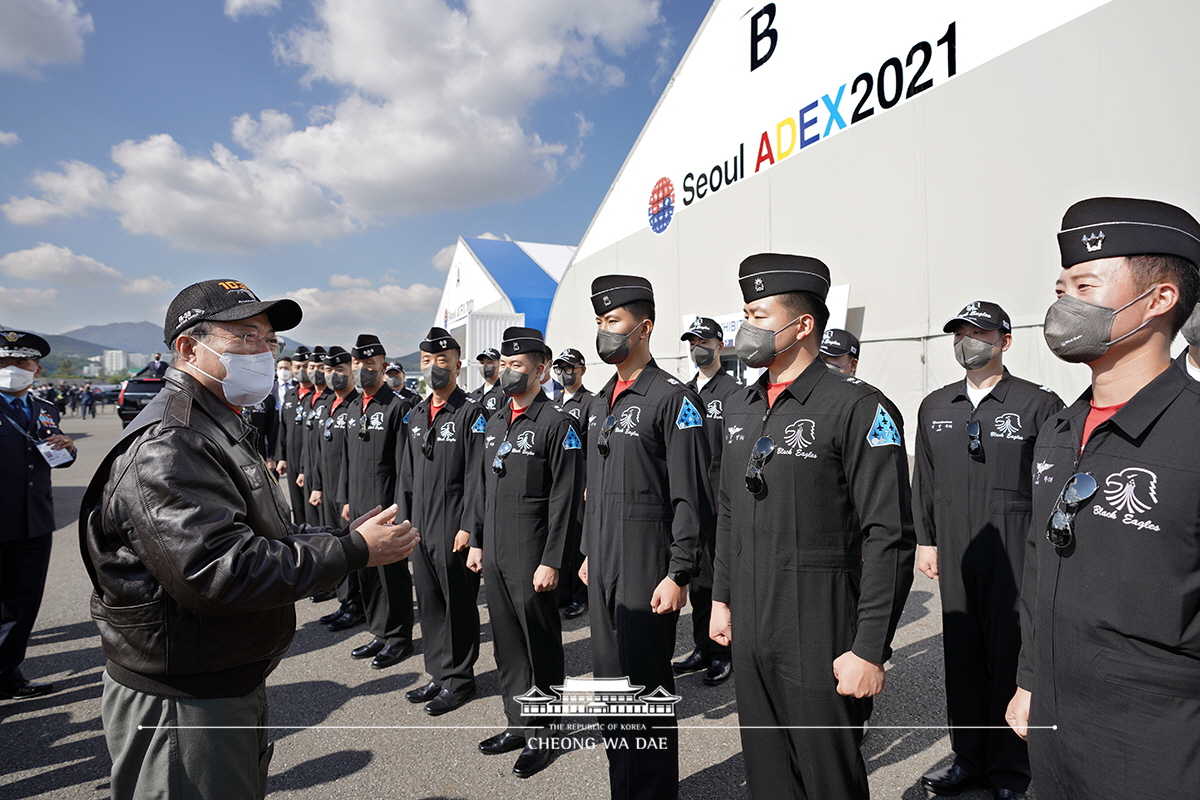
[117,378,167,427]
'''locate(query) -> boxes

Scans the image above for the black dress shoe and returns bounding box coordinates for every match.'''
[318,606,347,625]
[512,745,553,779]
[405,680,441,704]
[672,649,710,673]
[0,679,56,700]
[563,602,588,618]
[325,609,365,632]
[370,643,413,670]
[351,638,385,659]
[424,684,475,716]
[994,789,1022,800]
[310,588,337,603]
[479,731,526,755]
[702,658,733,685]
[920,763,982,796]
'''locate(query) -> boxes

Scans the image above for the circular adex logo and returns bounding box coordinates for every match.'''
[648,177,675,234]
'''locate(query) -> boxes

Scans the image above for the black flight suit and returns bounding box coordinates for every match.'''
[314,391,358,528]
[299,389,332,527]
[0,394,74,687]
[912,369,1063,792]
[476,382,506,415]
[274,385,312,524]
[475,393,581,738]
[557,386,593,609]
[340,388,416,651]
[397,386,489,694]
[582,360,713,800]
[713,359,915,800]
[1018,364,1200,799]
[684,370,741,662]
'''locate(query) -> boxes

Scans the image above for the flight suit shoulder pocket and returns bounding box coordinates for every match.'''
[1091,646,1200,698]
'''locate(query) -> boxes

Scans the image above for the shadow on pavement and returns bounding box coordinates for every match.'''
[270,749,373,791]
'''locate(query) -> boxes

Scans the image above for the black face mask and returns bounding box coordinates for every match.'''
[423,364,452,390]
[329,372,349,391]
[353,367,379,391]
[554,367,577,387]
[499,367,535,397]
[596,321,645,364]
[311,370,327,387]
[690,344,716,368]
[385,374,405,390]
[480,363,497,381]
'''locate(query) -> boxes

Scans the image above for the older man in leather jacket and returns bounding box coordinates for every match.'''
[80,280,419,800]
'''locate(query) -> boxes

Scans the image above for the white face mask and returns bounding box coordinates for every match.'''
[0,365,36,392]
[277,368,293,383]
[192,341,276,407]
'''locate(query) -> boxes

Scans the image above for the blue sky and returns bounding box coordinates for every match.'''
[0,0,709,352]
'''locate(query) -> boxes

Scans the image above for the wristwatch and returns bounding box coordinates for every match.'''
[668,570,690,587]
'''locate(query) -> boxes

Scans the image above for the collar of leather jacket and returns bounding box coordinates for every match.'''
[157,366,253,443]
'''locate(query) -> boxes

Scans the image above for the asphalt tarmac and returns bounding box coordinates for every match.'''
[1,410,1035,799]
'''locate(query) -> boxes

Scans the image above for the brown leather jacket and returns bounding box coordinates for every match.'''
[80,368,368,695]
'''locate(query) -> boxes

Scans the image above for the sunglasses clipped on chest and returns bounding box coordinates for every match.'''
[1046,472,1098,549]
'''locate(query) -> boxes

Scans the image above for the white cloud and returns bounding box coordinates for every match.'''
[285,281,442,348]
[0,285,59,312]
[0,131,19,146]
[0,242,123,284]
[2,0,665,252]
[329,274,372,288]
[0,0,94,76]
[431,243,456,273]
[3,159,109,224]
[225,0,281,19]
[122,275,173,294]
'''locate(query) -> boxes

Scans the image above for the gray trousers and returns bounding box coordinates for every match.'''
[102,672,272,800]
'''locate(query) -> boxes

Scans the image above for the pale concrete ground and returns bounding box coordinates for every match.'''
[0,411,1033,799]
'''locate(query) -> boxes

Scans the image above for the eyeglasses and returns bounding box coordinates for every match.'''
[322,416,336,441]
[191,330,285,353]
[1046,472,1098,549]
[596,415,618,458]
[357,414,369,441]
[966,420,983,459]
[492,441,514,476]
[421,425,437,459]
[744,436,776,495]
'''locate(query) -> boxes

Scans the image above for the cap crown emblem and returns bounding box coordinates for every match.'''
[754,277,764,292]
[1083,231,1105,252]
[603,295,612,307]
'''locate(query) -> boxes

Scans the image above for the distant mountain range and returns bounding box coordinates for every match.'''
[62,321,166,355]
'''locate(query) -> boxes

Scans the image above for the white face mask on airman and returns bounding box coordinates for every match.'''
[0,365,36,392]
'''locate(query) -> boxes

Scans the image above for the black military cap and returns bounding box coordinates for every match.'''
[310,346,327,359]
[164,279,302,345]
[590,275,654,315]
[1058,196,1200,270]
[552,348,585,367]
[351,334,385,359]
[475,347,500,361]
[420,327,460,354]
[292,345,311,363]
[384,361,404,373]
[0,330,50,359]
[681,316,723,342]
[322,345,351,366]
[819,328,860,357]
[738,254,831,303]
[501,327,545,356]
[942,301,1011,333]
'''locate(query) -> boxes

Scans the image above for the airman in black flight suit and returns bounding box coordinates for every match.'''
[340,335,417,670]
[275,346,313,525]
[398,327,490,716]
[581,275,713,800]
[385,361,420,403]
[673,315,738,686]
[467,327,581,779]
[819,328,860,376]
[473,347,506,413]
[297,346,329,527]
[1006,197,1200,799]
[913,302,1063,799]
[1178,301,1200,381]
[711,254,915,800]
[552,347,592,618]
